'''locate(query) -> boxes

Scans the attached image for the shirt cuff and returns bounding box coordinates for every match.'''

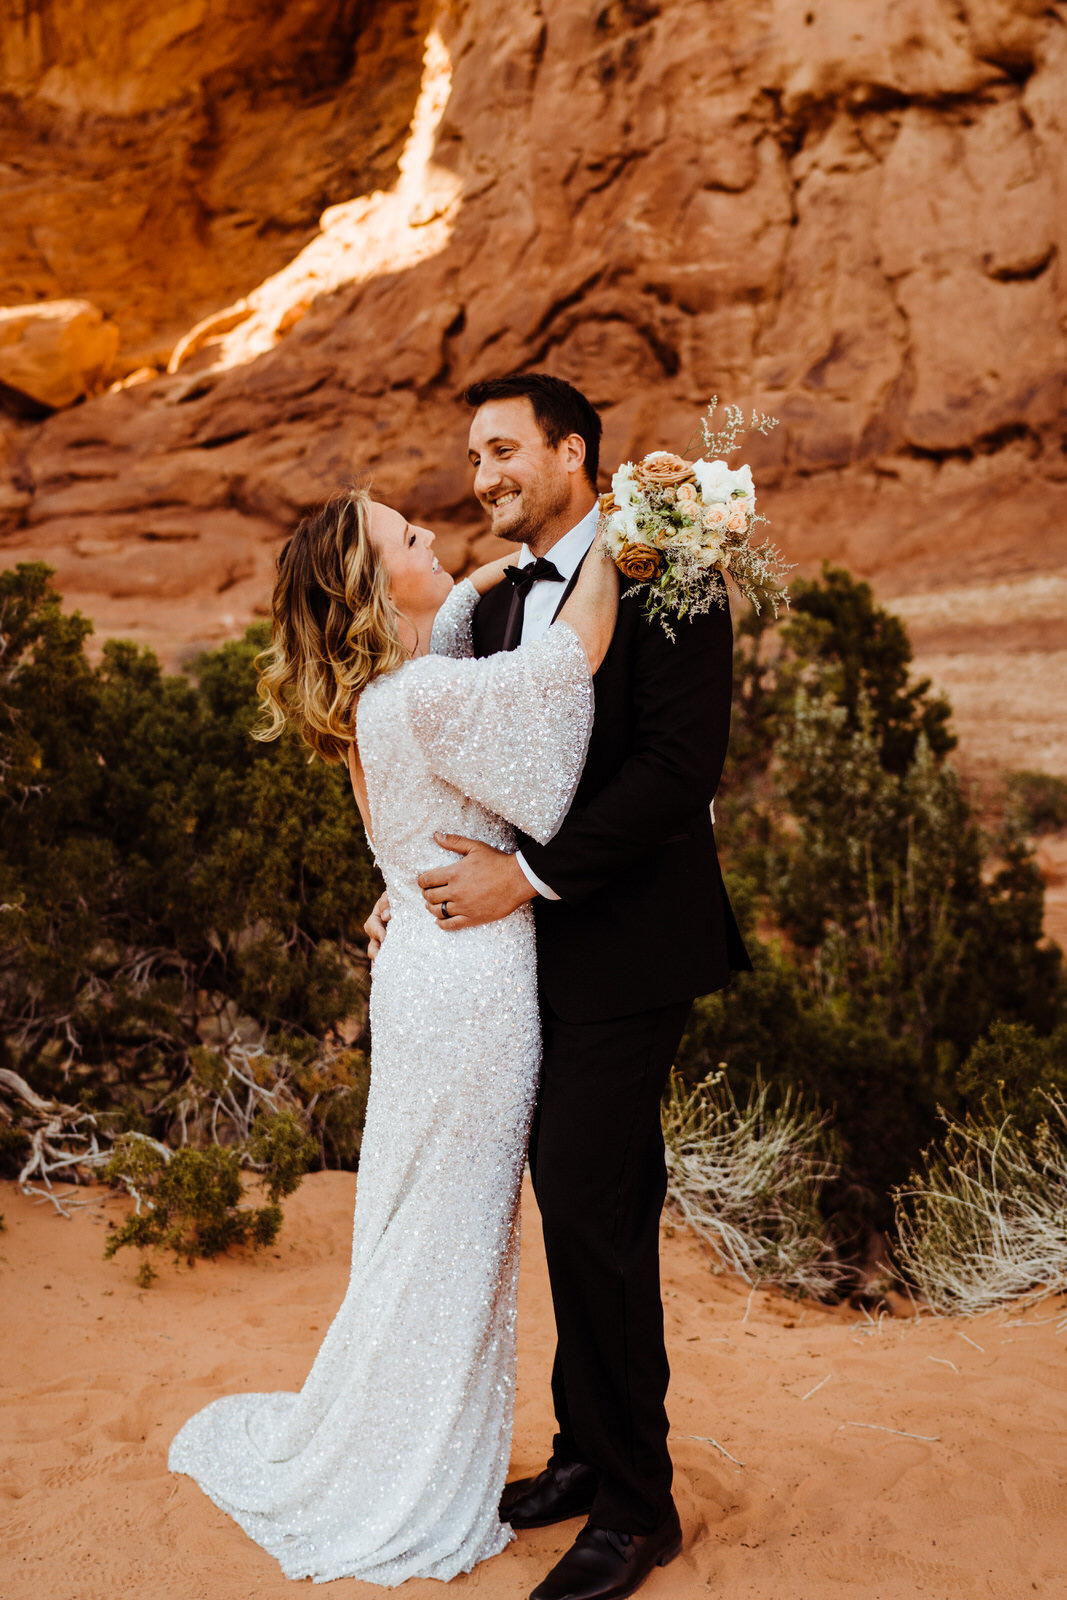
[515,851,560,901]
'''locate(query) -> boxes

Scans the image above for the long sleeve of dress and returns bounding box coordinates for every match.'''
[402,621,593,846]
[429,578,478,660]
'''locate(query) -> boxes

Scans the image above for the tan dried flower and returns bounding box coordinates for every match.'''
[615,543,665,582]
[635,451,697,488]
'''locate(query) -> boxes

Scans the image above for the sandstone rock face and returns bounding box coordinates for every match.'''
[0,301,120,410]
[1,0,1066,778]
[0,0,437,367]
[0,421,34,524]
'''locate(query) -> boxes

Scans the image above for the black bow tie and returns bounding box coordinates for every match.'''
[504,557,564,600]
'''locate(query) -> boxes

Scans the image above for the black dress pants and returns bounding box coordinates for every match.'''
[528,993,692,1535]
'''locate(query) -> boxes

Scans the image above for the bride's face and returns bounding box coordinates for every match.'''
[368,502,453,616]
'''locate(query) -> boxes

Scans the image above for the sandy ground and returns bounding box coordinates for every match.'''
[3,1173,1067,1600]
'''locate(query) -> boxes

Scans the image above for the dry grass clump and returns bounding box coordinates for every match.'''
[661,1070,845,1297]
[893,1095,1067,1316]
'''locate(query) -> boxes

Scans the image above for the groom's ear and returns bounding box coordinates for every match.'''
[561,432,587,475]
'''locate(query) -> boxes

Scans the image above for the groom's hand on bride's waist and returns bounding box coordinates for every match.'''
[418,834,537,930]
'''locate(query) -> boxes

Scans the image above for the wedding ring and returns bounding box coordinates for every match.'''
[441,901,451,920]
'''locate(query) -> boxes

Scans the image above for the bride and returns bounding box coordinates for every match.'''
[168,486,618,1585]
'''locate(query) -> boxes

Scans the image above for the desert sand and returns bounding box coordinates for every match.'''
[2,1171,1065,1600]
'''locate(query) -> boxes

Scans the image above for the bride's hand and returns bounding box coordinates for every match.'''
[467,552,520,596]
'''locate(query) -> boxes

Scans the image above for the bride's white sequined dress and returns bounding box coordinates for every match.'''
[168,580,592,1586]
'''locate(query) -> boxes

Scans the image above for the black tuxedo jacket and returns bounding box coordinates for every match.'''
[472,567,751,1023]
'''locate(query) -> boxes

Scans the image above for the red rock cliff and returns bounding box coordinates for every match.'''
[1,0,1065,774]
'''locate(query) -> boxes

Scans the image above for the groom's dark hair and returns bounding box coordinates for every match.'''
[464,372,602,488]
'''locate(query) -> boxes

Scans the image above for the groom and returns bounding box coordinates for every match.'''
[369,373,749,1600]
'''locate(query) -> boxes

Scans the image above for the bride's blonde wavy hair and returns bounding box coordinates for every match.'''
[253,488,407,763]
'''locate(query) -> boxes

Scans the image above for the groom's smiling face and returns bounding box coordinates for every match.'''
[467,397,576,546]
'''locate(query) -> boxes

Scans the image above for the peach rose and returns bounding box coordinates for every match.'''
[702,501,730,530]
[727,505,749,534]
[615,543,665,582]
[636,451,697,488]
[675,481,699,507]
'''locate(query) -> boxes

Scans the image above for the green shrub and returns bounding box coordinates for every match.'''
[170,1036,372,1167]
[782,564,956,774]
[677,941,933,1228]
[1006,770,1067,834]
[0,563,382,1254]
[700,566,1062,1246]
[768,692,1060,1057]
[954,1020,1067,1134]
[0,563,380,1148]
[103,1109,316,1267]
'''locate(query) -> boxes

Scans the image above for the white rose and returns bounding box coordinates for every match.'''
[612,463,641,510]
[730,463,755,499]
[620,504,641,540]
[694,457,756,504]
[602,515,624,554]
[692,458,734,502]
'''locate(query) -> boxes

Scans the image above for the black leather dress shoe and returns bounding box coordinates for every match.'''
[528,1506,683,1600]
[499,1459,598,1529]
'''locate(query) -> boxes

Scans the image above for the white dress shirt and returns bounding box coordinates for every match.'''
[512,505,599,900]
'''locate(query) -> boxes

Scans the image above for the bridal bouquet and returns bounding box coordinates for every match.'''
[599,400,790,636]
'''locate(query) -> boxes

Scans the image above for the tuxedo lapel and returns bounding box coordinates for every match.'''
[472,581,512,658]
[500,583,526,653]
